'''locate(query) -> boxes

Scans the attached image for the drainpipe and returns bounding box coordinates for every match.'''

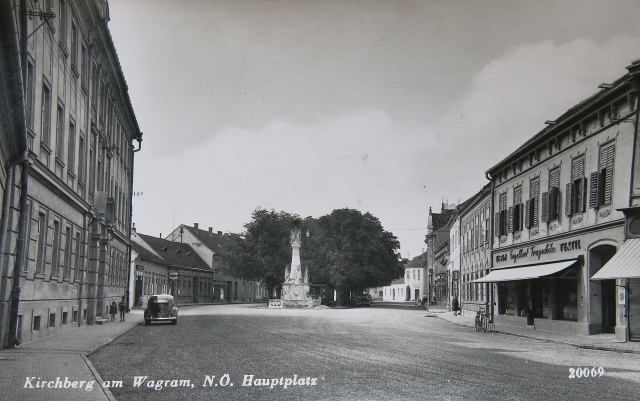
[6,160,29,348]
[125,133,142,311]
[1,0,29,348]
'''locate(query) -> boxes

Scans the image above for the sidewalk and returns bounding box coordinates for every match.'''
[0,310,143,401]
[427,307,640,354]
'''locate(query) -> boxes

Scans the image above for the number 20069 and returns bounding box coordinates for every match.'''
[569,367,605,378]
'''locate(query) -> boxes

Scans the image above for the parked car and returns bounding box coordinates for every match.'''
[356,294,373,306]
[144,294,178,325]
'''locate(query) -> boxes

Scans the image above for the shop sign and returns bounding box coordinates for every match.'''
[494,236,583,267]
[136,265,144,271]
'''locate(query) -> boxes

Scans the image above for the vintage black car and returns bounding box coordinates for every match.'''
[356,294,373,306]
[144,294,178,325]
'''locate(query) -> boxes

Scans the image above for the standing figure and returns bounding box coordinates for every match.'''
[109,301,117,322]
[452,295,460,316]
[119,296,127,322]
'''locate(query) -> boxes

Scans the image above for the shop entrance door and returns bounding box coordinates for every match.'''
[601,279,616,334]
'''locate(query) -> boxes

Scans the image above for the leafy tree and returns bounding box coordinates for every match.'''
[222,209,300,296]
[305,208,404,304]
[223,208,403,304]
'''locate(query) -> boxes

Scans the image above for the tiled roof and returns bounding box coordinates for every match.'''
[138,233,211,271]
[390,278,405,285]
[405,252,428,267]
[182,225,234,255]
[431,208,455,230]
[131,232,167,265]
[486,71,631,174]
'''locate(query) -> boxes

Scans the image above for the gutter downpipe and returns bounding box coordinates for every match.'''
[2,0,29,348]
[485,171,495,319]
[126,134,142,311]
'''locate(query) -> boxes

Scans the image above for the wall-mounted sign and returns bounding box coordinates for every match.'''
[135,265,144,271]
[494,236,584,267]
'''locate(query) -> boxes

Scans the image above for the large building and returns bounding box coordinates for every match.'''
[480,60,640,341]
[458,184,492,316]
[425,203,456,306]
[0,0,142,347]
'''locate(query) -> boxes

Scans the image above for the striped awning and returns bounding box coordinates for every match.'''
[471,259,578,283]
[591,238,640,280]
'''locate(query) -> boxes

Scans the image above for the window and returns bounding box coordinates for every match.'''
[71,21,78,68]
[62,311,68,325]
[33,316,41,331]
[68,121,76,171]
[52,220,60,276]
[26,61,35,128]
[496,192,508,237]
[78,135,85,182]
[511,186,523,232]
[590,144,615,208]
[566,157,586,216]
[73,310,78,323]
[41,85,52,146]
[58,1,67,46]
[542,168,560,222]
[64,227,72,277]
[36,212,47,273]
[525,178,540,228]
[49,313,56,328]
[418,270,420,280]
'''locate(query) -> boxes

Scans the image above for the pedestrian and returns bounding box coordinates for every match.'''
[109,301,117,322]
[452,295,460,316]
[119,296,127,322]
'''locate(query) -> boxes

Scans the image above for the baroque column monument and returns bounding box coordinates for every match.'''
[269,227,320,308]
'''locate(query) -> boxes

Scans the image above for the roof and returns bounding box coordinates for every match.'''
[390,278,405,285]
[138,233,211,271]
[182,225,234,255]
[405,252,428,267]
[430,207,456,231]
[131,231,166,265]
[486,67,636,175]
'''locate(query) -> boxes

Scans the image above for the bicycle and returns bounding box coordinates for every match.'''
[475,308,493,332]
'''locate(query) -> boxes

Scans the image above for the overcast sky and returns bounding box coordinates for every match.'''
[108,0,640,259]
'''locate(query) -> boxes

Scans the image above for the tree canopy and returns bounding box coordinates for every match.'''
[222,208,404,297]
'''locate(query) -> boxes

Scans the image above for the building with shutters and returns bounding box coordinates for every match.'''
[0,0,142,347]
[458,183,493,317]
[481,60,640,341]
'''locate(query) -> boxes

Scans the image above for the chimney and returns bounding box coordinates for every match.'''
[159,233,162,238]
[194,223,199,230]
[208,227,213,233]
[217,231,222,235]
[132,223,136,233]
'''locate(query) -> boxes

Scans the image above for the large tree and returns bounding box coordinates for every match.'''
[222,209,301,296]
[305,208,404,304]
[223,208,403,303]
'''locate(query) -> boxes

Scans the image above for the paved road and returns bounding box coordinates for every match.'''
[88,304,640,401]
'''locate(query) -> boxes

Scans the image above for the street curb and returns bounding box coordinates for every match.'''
[82,355,117,401]
[85,321,143,358]
[433,314,640,355]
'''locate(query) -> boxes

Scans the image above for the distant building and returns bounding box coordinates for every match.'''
[425,203,456,305]
[403,252,428,301]
[382,278,406,302]
[166,224,268,302]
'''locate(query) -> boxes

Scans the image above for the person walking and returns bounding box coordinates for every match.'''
[119,296,127,322]
[109,301,117,322]
[452,295,460,316]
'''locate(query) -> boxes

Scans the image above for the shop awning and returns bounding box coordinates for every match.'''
[471,259,578,283]
[591,238,640,280]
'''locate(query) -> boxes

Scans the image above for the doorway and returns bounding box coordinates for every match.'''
[590,244,617,334]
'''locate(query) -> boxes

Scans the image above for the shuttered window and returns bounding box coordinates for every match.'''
[546,168,561,221]
[590,144,615,208]
[530,178,539,227]
[496,193,507,237]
